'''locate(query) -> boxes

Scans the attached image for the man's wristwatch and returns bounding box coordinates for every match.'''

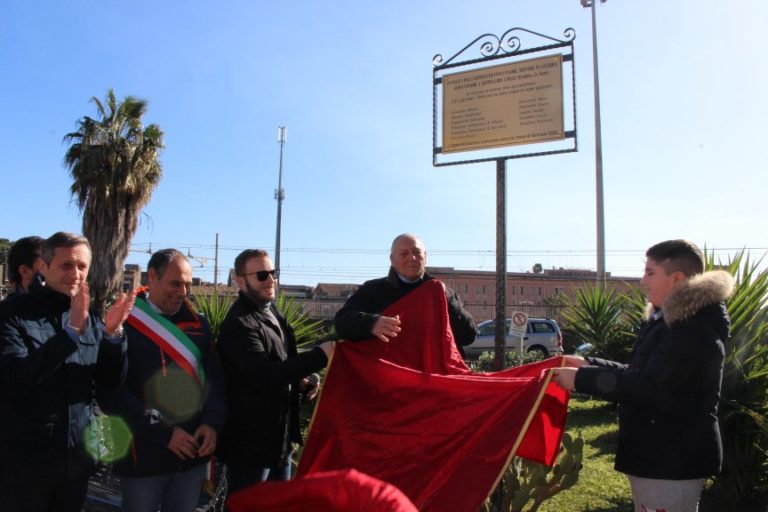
[106,325,125,338]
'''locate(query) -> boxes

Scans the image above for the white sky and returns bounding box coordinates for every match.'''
[2,0,766,285]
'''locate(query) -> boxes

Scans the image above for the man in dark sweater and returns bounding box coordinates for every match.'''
[335,234,476,354]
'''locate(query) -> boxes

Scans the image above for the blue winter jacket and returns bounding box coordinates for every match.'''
[0,275,127,483]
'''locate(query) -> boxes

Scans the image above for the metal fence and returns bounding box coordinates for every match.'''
[462,303,566,324]
[296,297,565,325]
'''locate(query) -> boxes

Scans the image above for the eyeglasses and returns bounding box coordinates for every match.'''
[240,269,279,281]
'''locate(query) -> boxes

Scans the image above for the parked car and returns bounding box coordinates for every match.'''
[464,317,563,359]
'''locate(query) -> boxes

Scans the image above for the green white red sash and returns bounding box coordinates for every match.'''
[127,297,205,386]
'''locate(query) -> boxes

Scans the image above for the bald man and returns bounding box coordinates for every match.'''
[335,234,476,355]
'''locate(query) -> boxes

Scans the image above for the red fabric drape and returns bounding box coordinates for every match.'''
[296,280,569,511]
[227,468,418,512]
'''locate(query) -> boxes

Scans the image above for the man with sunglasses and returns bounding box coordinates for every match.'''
[216,249,334,494]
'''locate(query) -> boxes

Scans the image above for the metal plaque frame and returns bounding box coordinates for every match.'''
[433,27,577,167]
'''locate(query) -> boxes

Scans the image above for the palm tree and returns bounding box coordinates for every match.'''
[64,89,164,314]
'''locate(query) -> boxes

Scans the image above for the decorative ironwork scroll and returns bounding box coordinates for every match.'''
[433,27,575,69]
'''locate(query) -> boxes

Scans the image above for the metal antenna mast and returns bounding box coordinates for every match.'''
[274,126,287,291]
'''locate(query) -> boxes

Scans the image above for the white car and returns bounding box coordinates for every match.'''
[464,317,564,359]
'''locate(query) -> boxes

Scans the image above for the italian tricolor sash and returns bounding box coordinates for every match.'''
[127,297,206,387]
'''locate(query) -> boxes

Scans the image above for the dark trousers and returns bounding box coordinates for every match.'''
[0,475,90,512]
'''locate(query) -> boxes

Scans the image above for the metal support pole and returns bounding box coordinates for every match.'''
[494,159,507,372]
[214,232,219,289]
[584,0,607,287]
[274,126,287,293]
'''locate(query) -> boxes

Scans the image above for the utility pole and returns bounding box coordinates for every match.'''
[581,0,607,287]
[274,126,287,293]
[214,232,219,289]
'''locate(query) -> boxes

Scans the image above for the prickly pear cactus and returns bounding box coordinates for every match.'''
[484,432,584,512]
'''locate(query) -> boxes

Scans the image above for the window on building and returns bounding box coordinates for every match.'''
[520,286,524,296]
[538,287,542,296]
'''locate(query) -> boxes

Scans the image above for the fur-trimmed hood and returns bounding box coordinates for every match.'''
[650,270,735,326]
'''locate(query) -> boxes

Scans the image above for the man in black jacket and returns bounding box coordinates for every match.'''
[552,240,733,512]
[217,249,333,495]
[98,249,226,512]
[335,234,476,354]
[0,232,134,512]
[5,235,44,296]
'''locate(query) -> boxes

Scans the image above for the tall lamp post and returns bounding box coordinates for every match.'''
[274,126,287,293]
[582,0,607,287]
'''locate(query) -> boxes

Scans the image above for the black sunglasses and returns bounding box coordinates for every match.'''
[240,269,279,281]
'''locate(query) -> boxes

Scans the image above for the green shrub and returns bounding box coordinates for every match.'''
[276,292,326,349]
[704,252,768,507]
[191,289,234,340]
[561,285,644,363]
[467,350,543,372]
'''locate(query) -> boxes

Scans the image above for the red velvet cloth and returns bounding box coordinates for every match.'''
[297,280,569,511]
[227,468,418,512]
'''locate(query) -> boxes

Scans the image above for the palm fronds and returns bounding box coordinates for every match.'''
[706,250,768,503]
[191,289,235,340]
[561,285,644,363]
[276,292,326,349]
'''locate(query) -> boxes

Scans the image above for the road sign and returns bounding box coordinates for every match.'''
[509,311,529,337]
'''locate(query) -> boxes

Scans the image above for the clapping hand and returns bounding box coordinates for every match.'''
[104,290,137,335]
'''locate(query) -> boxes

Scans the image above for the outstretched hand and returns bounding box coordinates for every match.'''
[319,340,335,359]
[300,375,322,401]
[372,315,401,342]
[104,290,137,334]
[551,368,578,391]
[563,355,589,368]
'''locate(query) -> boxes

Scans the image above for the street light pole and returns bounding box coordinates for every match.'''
[582,0,607,287]
[274,126,287,293]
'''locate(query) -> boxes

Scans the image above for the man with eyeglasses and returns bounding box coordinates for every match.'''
[216,249,334,495]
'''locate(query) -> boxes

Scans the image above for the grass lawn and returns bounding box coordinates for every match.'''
[538,396,633,512]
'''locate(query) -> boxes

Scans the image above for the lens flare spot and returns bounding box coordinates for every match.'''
[84,415,133,463]
[144,367,204,424]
